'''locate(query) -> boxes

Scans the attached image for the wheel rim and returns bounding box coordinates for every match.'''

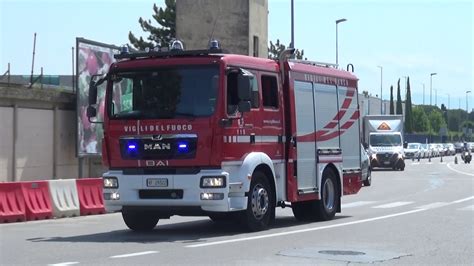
[251,184,269,220]
[322,178,335,211]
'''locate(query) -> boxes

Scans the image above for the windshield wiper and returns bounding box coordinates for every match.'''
[113,110,143,119]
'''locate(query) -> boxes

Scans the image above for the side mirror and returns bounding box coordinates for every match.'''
[87,105,97,118]
[88,74,107,105]
[238,101,251,113]
[89,81,98,105]
[237,70,253,101]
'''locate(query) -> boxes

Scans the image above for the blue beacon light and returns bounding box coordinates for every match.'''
[177,142,188,153]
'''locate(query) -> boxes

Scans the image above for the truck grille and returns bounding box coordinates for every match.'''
[376,153,398,165]
[120,135,197,160]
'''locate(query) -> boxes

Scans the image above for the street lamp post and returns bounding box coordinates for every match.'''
[422,83,425,105]
[377,66,383,114]
[467,91,472,113]
[335,18,347,66]
[290,0,294,49]
[430,73,437,106]
[435,89,438,107]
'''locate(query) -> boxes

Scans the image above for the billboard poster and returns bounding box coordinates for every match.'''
[76,38,120,157]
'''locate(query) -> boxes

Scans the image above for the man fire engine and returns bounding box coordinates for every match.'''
[87,40,362,232]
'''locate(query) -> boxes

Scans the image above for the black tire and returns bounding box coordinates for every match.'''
[240,171,275,231]
[292,169,339,221]
[363,168,372,186]
[122,210,159,231]
[314,169,339,221]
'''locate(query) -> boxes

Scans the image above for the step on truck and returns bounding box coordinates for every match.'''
[362,115,405,171]
[87,41,363,231]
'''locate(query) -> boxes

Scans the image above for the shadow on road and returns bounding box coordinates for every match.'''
[28,214,351,244]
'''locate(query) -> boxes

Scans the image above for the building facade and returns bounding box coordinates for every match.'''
[176,0,268,58]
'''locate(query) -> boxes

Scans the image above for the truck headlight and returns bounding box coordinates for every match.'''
[103,177,119,188]
[200,176,226,188]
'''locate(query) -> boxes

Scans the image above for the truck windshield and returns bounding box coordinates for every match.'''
[108,65,219,119]
[369,134,402,147]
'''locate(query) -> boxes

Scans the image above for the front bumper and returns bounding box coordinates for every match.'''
[102,168,248,214]
[371,153,404,168]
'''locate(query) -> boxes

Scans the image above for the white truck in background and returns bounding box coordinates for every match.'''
[362,115,405,171]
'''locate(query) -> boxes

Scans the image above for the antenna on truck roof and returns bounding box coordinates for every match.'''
[207,12,220,48]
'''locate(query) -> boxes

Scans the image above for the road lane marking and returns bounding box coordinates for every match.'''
[446,163,474,177]
[48,263,79,266]
[110,251,158,259]
[372,201,414,208]
[415,202,449,209]
[341,201,377,208]
[186,209,425,248]
[452,196,474,203]
[186,196,473,248]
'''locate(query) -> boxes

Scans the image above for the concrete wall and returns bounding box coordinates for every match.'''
[176,0,268,58]
[0,85,104,182]
[16,108,54,181]
[0,107,13,180]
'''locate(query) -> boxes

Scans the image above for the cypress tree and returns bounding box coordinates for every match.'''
[405,77,413,133]
[390,85,394,115]
[396,79,403,115]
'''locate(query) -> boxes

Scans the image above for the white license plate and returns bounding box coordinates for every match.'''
[147,178,168,187]
[383,161,391,165]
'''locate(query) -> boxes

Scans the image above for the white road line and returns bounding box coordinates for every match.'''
[415,202,449,209]
[110,251,158,259]
[372,201,414,209]
[186,196,473,248]
[48,263,79,266]
[457,205,474,211]
[452,196,474,203]
[446,163,474,177]
[341,201,377,208]
[186,209,425,248]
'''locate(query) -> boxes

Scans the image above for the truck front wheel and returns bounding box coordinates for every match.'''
[122,210,159,231]
[240,171,275,231]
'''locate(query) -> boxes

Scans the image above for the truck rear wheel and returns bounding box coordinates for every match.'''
[122,210,159,231]
[314,169,339,221]
[240,171,275,231]
[292,169,339,221]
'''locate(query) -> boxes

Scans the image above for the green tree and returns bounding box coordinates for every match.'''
[428,109,447,134]
[128,0,176,50]
[268,39,304,59]
[390,85,394,115]
[412,106,430,132]
[396,79,403,115]
[404,77,413,133]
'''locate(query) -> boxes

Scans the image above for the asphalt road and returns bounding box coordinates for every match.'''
[1,156,473,265]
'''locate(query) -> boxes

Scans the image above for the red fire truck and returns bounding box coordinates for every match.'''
[87,41,362,232]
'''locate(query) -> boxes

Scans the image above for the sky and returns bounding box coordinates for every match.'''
[0,0,472,109]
